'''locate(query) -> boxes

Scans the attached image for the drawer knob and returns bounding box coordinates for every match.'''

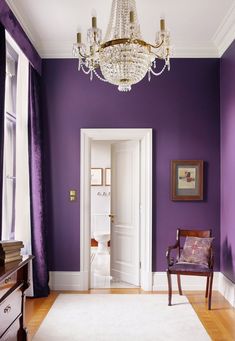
[4,277,11,284]
[4,305,11,314]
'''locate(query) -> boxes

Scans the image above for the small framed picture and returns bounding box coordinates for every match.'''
[91,168,103,186]
[171,160,204,201]
[105,168,111,186]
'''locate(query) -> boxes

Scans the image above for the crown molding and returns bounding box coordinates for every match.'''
[5,0,42,56]
[6,0,234,59]
[212,2,235,57]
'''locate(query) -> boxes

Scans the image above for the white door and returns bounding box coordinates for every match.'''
[110,141,140,286]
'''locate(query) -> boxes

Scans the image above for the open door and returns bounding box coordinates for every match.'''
[110,141,140,286]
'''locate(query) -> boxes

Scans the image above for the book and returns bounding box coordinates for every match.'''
[0,251,22,259]
[0,240,23,247]
[0,247,22,255]
[0,255,23,264]
[0,240,24,252]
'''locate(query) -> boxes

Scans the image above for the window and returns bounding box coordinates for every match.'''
[2,43,18,240]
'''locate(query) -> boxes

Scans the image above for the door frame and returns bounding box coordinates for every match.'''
[80,128,152,290]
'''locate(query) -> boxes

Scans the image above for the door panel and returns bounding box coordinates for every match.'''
[110,141,140,286]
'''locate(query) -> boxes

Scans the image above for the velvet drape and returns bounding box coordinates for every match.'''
[28,64,49,297]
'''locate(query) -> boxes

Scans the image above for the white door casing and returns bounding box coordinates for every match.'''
[80,129,152,291]
[110,141,140,286]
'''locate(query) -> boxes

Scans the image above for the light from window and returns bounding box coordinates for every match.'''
[2,48,18,240]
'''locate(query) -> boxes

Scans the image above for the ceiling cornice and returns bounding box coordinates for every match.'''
[6,0,235,59]
[212,2,235,57]
[5,0,43,56]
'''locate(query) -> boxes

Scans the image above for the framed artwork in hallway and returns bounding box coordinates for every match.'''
[171,160,204,201]
[91,168,103,186]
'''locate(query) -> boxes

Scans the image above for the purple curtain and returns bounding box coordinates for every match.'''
[28,65,49,297]
[0,24,6,239]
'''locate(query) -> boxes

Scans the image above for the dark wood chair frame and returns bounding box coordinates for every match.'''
[166,228,214,310]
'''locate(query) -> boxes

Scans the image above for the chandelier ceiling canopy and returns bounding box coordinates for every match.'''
[73,0,171,92]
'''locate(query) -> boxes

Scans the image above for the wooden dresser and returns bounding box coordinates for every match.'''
[0,256,33,341]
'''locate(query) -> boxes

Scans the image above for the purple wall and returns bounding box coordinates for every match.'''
[41,58,220,272]
[220,40,235,283]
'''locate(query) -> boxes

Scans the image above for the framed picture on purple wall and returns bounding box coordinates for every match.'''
[171,160,204,201]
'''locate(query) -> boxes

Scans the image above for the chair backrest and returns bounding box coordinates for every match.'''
[177,229,212,239]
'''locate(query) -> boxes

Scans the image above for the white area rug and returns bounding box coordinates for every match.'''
[33,294,211,341]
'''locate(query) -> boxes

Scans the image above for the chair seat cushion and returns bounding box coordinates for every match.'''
[169,262,212,273]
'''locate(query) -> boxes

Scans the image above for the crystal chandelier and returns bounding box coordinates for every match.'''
[73,0,171,92]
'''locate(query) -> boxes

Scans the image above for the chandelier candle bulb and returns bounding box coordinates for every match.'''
[92,16,97,29]
[77,32,81,44]
[160,18,165,32]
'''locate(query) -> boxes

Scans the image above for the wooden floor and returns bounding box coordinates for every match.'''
[25,290,235,341]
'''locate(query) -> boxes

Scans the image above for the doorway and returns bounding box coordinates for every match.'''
[80,129,152,291]
[90,140,140,288]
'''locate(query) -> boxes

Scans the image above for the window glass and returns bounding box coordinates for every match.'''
[2,45,18,240]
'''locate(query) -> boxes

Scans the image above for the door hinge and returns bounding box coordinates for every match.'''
[139,261,141,269]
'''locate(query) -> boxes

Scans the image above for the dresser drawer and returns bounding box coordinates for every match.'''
[0,289,22,337]
[0,317,20,341]
[0,273,17,300]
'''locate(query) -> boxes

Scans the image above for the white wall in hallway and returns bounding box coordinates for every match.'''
[91,141,111,237]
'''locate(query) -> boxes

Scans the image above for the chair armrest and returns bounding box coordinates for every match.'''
[166,241,179,267]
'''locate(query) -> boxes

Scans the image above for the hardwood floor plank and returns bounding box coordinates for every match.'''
[25,290,235,341]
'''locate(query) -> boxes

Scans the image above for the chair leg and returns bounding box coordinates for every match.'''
[205,276,209,298]
[167,271,172,306]
[208,273,213,310]
[177,274,183,295]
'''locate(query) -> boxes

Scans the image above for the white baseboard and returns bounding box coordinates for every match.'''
[49,271,221,292]
[49,271,83,291]
[152,272,219,291]
[218,272,235,307]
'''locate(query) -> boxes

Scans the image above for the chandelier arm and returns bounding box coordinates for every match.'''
[148,39,164,50]
[77,47,94,60]
[150,62,167,76]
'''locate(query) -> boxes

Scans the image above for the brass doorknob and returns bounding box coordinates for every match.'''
[108,214,115,223]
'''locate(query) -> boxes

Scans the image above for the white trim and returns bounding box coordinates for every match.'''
[218,273,235,308]
[212,2,235,57]
[152,272,219,291]
[80,129,152,291]
[49,271,225,293]
[49,271,83,291]
[5,0,235,58]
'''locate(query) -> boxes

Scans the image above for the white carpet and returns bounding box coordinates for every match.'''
[33,294,211,341]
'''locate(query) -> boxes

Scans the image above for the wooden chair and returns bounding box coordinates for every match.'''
[166,228,214,310]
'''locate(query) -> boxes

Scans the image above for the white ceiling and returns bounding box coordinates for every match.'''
[6,0,235,58]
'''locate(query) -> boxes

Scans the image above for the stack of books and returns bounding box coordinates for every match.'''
[0,240,24,264]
